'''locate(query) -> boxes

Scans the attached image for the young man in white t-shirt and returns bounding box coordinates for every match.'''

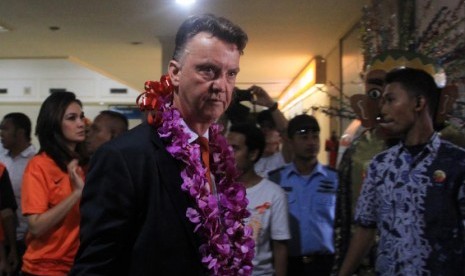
[227,123,290,276]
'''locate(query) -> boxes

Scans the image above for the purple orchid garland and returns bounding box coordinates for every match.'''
[142,77,255,275]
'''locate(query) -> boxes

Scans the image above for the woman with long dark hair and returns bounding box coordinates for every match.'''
[21,91,86,275]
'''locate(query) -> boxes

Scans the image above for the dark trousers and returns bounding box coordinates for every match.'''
[288,254,334,276]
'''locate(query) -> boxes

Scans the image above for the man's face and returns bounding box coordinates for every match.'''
[258,120,275,134]
[290,131,320,161]
[263,130,281,156]
[0,118,18,150]
[379,82,417,136]
[227,132,256,175]
[86,115,112,155]
[170,32,241,125]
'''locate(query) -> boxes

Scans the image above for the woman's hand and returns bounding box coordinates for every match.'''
[68,159,84,194]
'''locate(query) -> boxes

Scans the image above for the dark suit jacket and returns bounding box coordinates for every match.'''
[71,123,206,275]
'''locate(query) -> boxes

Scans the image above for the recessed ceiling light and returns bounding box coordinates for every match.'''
[49,26,60,31]
[176,0,196,6]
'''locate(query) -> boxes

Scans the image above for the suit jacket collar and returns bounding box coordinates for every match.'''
[144,123,203,253]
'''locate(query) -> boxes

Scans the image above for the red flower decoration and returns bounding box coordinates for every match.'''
[136,75,174,126]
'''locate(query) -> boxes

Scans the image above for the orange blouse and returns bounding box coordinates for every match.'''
[21,152,83,275]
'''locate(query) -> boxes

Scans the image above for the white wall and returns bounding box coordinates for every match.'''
[0,58,143,149]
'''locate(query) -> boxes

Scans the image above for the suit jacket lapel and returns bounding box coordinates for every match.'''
[150,128,201,251]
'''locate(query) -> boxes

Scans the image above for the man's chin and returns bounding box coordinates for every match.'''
[375,126,401,140]
[203,110,225,124]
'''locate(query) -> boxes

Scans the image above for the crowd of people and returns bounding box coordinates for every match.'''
[0,11,464,276]
[0,95,129,275]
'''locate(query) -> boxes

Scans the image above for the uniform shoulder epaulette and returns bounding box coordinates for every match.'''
[267,166,286,177]
[267,166,286,184]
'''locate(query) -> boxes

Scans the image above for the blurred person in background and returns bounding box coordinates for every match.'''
[269,114,339,276]
[255,129,287,178]
[0,163,18,275]
[228,123,290,276]
[85,110,128,156]
[0,112,36,276]
[221,85,292,173]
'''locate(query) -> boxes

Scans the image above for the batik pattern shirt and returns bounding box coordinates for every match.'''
[355,133,465,276]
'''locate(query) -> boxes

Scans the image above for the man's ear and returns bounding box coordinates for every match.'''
[435,85,458,125]
[110,129,116,140]
[168,60,181,86]
[415,96,426,112]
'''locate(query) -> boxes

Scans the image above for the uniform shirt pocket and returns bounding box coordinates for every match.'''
[313,192,336,222]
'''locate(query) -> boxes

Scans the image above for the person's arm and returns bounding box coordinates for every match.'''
[26,160,83,237]
[1,209,17,272]
[251,85,292,162]
[270,184,291,276]
[251,85,288,134]
[338,226,376,276]
[0,241,7,275]
[272,240,288,276]
[339,158,379,276]
[0,167,18,272]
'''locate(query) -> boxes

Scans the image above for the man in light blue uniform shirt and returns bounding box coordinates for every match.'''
[269,114,338,276]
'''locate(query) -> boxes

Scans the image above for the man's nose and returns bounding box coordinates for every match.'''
[211,74,229,93]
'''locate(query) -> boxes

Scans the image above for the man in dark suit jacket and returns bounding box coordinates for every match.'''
[71,14,250,275]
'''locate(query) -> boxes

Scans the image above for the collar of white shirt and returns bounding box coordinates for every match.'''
[179,119,209,143]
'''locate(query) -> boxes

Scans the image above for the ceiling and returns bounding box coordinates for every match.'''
[0,0,368,99]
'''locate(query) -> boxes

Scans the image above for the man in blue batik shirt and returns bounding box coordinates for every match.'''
[339,68,465,276]
[269,114,338,276]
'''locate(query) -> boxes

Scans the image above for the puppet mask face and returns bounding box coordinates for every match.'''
[350,69,386,129]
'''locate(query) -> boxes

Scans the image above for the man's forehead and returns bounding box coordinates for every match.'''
[227,132,246,146]
[94,115,107,123]
[383,82,405,95]
[294,129,320,136]
[0,119,13,127]
[183,33,240,56]
[265,130,280,138]
[93,116,112,127]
